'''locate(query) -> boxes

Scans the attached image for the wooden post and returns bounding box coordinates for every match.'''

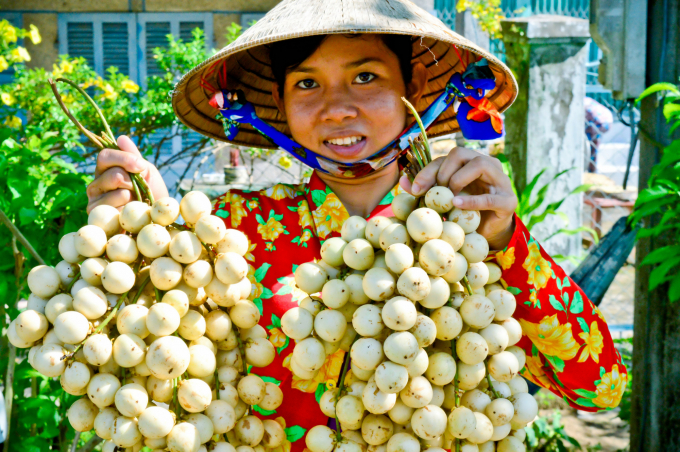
[631,1,680,451]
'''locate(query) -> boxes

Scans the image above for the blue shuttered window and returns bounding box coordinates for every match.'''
[102,22,130,76]
[66,22,95,68]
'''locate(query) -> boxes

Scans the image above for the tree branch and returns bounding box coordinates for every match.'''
[0,208,46,265]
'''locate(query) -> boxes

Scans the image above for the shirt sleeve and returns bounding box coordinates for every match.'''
[491,214,628,412]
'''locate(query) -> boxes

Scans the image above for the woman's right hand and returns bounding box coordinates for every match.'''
[86,135,170,213]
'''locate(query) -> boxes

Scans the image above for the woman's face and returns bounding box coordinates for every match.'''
[273,34,426,163]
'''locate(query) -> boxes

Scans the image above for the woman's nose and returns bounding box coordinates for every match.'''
[319,86,359,123]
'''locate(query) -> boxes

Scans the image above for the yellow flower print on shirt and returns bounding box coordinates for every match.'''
[523,241,553,290]
[264,184,298,200]
[496,247,516,270]
[256,210,288,242]
[524,354,558,391]
[520,315,579,361]
[297,201,314,230]
[578,321,604,363]
[283,349,345,393]
[247,264,264,301]
[245,238,256,262]
[592,364,627,409]
[230,193,248,227]
[312,191,348,239]
[268,327,288,349]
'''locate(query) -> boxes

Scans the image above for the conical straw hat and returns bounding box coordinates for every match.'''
[172,0,518,149]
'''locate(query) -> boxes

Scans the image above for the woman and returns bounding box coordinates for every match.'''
[86,0,627,448]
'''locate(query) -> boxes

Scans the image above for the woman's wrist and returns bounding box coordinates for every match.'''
[487,215,516,252]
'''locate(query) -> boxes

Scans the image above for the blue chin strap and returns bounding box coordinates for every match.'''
[214,58,503,178]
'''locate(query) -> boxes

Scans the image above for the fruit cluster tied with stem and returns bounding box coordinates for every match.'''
[9,79,288,452]
[282,100,535,452]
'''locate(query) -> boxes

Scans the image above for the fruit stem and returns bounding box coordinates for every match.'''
[172,377,181,418]
[155,287,163,303]
[131,173,155,205]
[408,136,425,172]
[61,290,128,361]
[401,97,433,164]
[334,346,354,442]
[131,176,143,203]
[131,275,151,304]
[483,360,502,399]
[215,368,220,400]
[462,276,474,296]
[66,270,81,293]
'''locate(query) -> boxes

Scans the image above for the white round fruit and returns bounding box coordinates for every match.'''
[167,422,201,452]
[102,262,135,294]
[244,337,276,368]
[321,237,348,267]
[406,348,429,378]
[205,400,236,434]
[113,333,146,367]
[497,436,526,452]
[351,338,384,371]
[411,405,447,440]
[419,277,450,310]
[147,376,174,403]
[431,306,463,341]
[345,275,370,306]
[169,231,203,264]
[314,309,347,343]
[344,239,375,270]
[235,415,265,446]
[260,382,283,411]
[365,216,393,248]
[406,208,443,244]
[68,397,98,432]
[138,406,176,439]
[28,265,61,299]
[183,260,213,289]
[384,332,419,366]
[460,233,489,264]
[115,383,148,417]
[456,332,489,365]
[382,296,417,331]
[362,414,394,445]
[392,193,418,221]
[87,373,121,408]
[293,337,326,372]
[466,413,493,444]
[54,311,89,344]
[457,363,486,391]
[488,290,516,322]
[484,398,515,426]
[106,234,139,264]
[448,406,476,439]
[466,262,489,290]
[195,215,227,244]
[337,395,365,425]
[500,318,523,347]
[384,243,414,275]
[294,262,328,294]
[281,307,314,340]
[425,353,456,386]
[459,295,495,329]
[117,304,150,338]
[215,229,249,256]
[375,361,409,394]
[306,425,337,452]
[449,209,481,234]
[399,376,432,409]
[229,299,260,329]
[59,232,84,264]
[64,361,92,390]
[27,293,48,315]
[94,407,118,440]
[75,225,108,258]
[56,260,80,287]
[440,221,465,252]
[147,302,181,337]
[178,378,212,413]
[84,333,112,366]
[424,186,455,213]
[479,324,509,355]
[73,286,108,320]
[508,392,538,425]
[460,389,491,413]
[150,197,180,225]
[15,309,48,343]
[488,351,520,382]
[505,346,526,372]
[386,433,419,452]
[379,223,411,251]
[363,268,396,302]
[146,336,191,379]
[321,279,351,308]
[352,304,384,337]
[419,240,455,277]
[441,252,468,284]
[397,267,430,301]
[215,252,248,285]
[137,224,172,258]
[410,314,437,348]
[120,201,152,233]
[178,310,207,340]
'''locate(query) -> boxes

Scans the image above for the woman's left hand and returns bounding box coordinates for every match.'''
[399,146,518,250]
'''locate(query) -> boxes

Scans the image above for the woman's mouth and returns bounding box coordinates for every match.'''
[323,135,367,159]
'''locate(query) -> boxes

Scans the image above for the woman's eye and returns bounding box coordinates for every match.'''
[355,72,376,84]
[296,79,318,89]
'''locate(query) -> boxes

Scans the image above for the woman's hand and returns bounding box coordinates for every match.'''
[400,147,517,250]
[86,135,169,213]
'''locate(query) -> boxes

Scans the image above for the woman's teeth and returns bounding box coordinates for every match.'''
[327,136,363,146]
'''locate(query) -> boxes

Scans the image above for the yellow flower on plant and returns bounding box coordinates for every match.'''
[229,193,248,227]
[99,83,118,101]
[258,217,285,242]
[60,60,74,74]
[121,79,139,94]
[4,115,22,129]
[0,56,8,72]
[519,314,579,361]
[29,24,41,45]
[495,247,516,270]
[284,349,345,393]
[2,24,17,43]
[592,364,627,409]
[269,327,287,348]
[312,192,348,239]
[577,321,604,363]
[524,354,557,390]
[11,47,30,62]
[523,241,552,290]
[1,92,14,106]
[264,184,297,200]
[278,155,292,169]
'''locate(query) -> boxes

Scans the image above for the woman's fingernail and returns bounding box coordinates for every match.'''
[132,159,146,171]
[453,197,463,206]
[412,183,421,194]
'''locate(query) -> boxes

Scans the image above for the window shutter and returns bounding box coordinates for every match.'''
[102,22,130,76]
[67,22,95,69]
[145,22,171,77]
[179,21,204,41]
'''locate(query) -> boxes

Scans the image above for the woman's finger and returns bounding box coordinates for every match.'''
[87,168,134,201]
[452,193,517,213]
[410,157,445,195]
[86,188,133,214]
[95,147,147,177]
[117,135,143,157]
[448,156,510,196]
[435,147,481,187]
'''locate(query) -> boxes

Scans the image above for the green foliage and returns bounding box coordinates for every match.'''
[525,411,583,451]
[630,80,680,301]
[456,0,505,39]
[496,153,599,245]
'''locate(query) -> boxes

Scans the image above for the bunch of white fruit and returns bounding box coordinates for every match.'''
[286,186,537,452]
[9,191,285,452]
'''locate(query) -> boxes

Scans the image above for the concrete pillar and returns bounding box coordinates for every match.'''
[501,15,590,269]
[455,10,490,51]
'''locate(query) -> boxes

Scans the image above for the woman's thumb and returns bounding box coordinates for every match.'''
[117,135,142,157]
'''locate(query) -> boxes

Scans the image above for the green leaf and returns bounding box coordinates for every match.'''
[253,298,263,315]
[311,189,327,206]
[285,425,308,443]
[569,291,584,314]
[506,286,521,295]
[600,366,606,378]
[259,375,282,385]
[518,168,547,218]
[641,245,680,266]
[524,425,537,446]
[670,277,680,303]
[271,313,282,328]
[649,256,680,290]
[215,209,230,219]
[287,205,298,212]
[545,355,565,372]
[573,388,598,398]
[255,213,266,225]
[577,317,590,333]
[574,397,597,408]
[261,287,274,300]
[635,82,680,103]
[549,294,565,312]
[253,405,277,416]
[315,383,327,403]
[663,102,680,119]
[277,336,290,354]
[254,263,272,282]
[562,277,571,288]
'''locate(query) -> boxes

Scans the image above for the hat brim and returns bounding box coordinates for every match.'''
[172,2,517,149]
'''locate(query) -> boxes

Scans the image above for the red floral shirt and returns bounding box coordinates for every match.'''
[212,172,627,452]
